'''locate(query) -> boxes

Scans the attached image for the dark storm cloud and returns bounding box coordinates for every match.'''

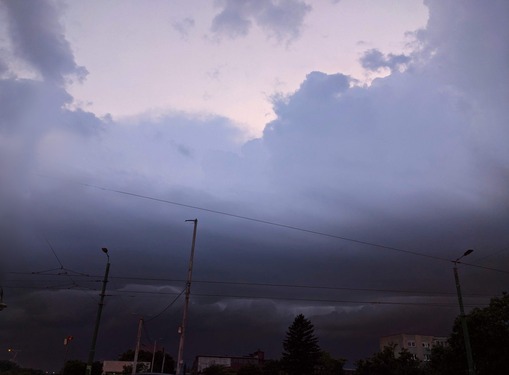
[0,0,87,84]
[1,0,509,371]
[211,0,311,42]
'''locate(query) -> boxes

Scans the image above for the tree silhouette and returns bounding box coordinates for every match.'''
[281,314,321,375]
[355,344,424,375]
[429,293,509,375]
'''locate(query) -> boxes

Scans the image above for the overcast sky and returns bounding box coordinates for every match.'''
[1,0,508,371]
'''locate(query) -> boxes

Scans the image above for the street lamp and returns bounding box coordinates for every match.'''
[453,249,475,375]
[85,248,111,375]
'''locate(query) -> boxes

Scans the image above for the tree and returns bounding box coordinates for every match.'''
[429,293,509,375]
[260,360,281,375]
[281,314,321,375]
[355,344,424,375]
[118,349,175,374]
[316,352,345,375]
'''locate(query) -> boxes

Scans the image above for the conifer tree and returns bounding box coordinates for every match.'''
[282,314,321,375]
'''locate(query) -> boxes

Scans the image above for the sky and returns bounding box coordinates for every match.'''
[0,0,508,372]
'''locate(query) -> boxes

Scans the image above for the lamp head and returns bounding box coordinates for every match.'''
[464,249,474,257]
[101,247,108,254]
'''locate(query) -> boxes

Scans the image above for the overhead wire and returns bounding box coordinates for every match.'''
[145,288,186,323]
[75,182,451,262]
[188,292,489,308]
[34,177,509,275]
[71,181,509,275]
[4,271,502,298]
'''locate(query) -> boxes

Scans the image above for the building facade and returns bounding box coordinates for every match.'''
[192,350,264,374]
[380,334,447,362]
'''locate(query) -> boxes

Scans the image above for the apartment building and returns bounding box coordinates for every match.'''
[380,334,447,362]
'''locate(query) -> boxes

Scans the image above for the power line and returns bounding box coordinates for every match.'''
[145,288,186,323]
[35,177,509,274]
[3,275,498,299]
[4,284,489,308]
[76,182,450,261]
[188,292,489,308]
[73,181,509,274]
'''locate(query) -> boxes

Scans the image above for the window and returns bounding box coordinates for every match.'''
[407,341,416,347]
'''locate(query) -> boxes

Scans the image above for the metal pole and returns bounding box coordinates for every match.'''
[132,317,143,375]
[151,340,157,372]
[176,219,198,375]
[86,248,110,375]
[161,347,166,373]
[453,250,475,375]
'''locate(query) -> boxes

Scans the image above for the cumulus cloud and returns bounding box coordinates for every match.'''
[211,0,311,42]
[0,0,87,84]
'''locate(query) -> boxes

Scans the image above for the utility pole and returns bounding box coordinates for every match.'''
[453,249,475,375]
[86,248,110,375]
[176,219,198,375]
[132,317,143,375]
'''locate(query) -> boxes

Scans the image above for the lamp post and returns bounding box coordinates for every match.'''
[86,248,111,375]
[453,249,475,375]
